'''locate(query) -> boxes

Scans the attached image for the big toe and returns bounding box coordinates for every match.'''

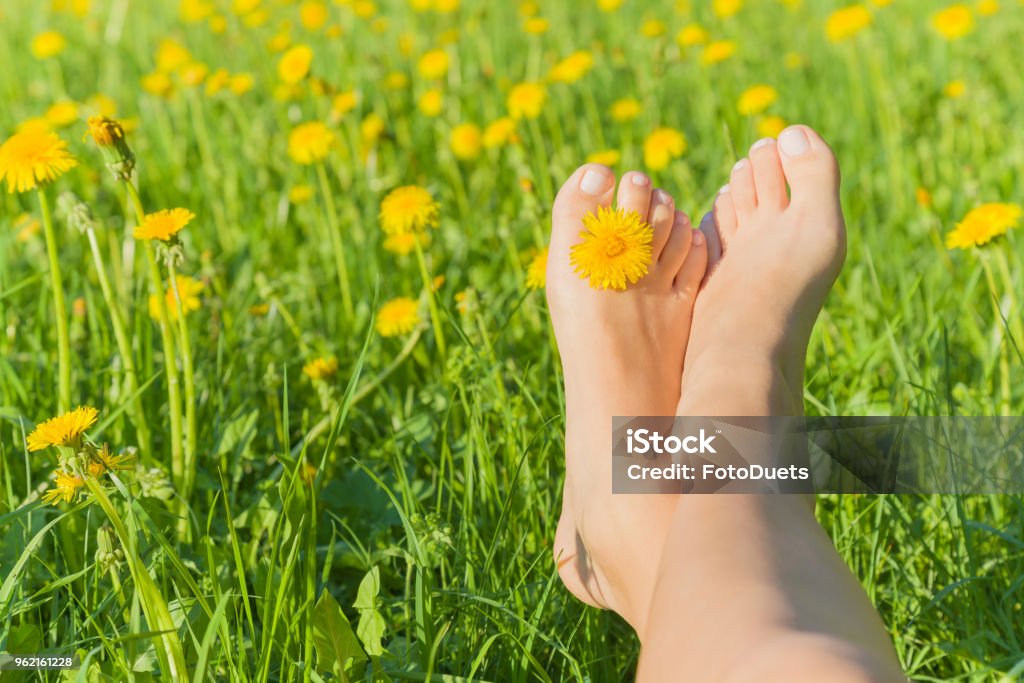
[776,125,841,208]
[550,164,616,262]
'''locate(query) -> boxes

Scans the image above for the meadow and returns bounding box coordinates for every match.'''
[1,0,1023,680]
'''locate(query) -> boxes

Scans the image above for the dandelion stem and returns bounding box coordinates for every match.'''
[413,237,447,359]
[315,163,354,320]
[166,260,197,516]
[38,187,72,413]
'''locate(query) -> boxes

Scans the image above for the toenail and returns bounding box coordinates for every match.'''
[732,159,748,172]
[631,173,650,186]
[655,189,671,204]
[779,127,810,157]
[719,184,731,194]
[692,230,705,246]
[580,168,612,195]
[751,138,776,150]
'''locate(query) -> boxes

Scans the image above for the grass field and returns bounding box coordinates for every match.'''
[1,0,1023,680]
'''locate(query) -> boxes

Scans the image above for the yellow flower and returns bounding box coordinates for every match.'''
[700,40,737,65]
[354,0,377,18]
[571,207,653,290]
[641,20,667,38]
[90,443,135,476]
[204,68,230,96]
[524,17,549,34]
[945,203,1021,249]
[289,184,315,203]
[229,72,255,95]
[331,90,359,118]
[209,14,228,33]
[943,80,966,98]
[268,30,292,53]
[361,113,385,144]
[417,89,444,117]
[932,5,974,39]
[32,31,66,59]
[142,72,174,97]
[149,276,204,321]
[180,61,209,86]
[519,0,539,16]
[303,357,338,381]
[385,71,409,90]
[418,49,450,80]
[737,85,778,116]
[27,406,99,452]
[134,208,195,241]
[45,101,79,127]
[977,0,998,16]
[586,149,621,166]
[278,44,313,84]
[15,213,42,242]
[376,297,420,336]
[380,185,440,235]
[383,231,430,255]
[232,0,259,14]
[597,0,623,10]
[450,123,482,160]
[549,51,594,83]
[916,187,932,208]
[288,122,335,164]
[300,0,329,29]
[434,0,458,11]
[507,82,546,120]
[676,24,708,47]
[0,129,78,194]
[825,6,872,42]
[713,0,742,18]
[643,127,687,171]
[17,118,52,134]
[410,0,432,11]
[42,471,86,505]
[86,93,118,118]
[757,115,787,138]
[526,247,548,289]
[156,38,192,73]
[483,117,516,147]
[181,0,214,22]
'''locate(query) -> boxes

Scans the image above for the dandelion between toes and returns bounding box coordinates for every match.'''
[547,126,906,681]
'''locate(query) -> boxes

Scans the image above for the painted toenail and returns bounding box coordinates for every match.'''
[580,168,611,195]
[751,138,776,150]
[692,230,705,246]
[779,128,810,157]
[719,184,731,194]
[631,173,650,186]
[732,159,748,172]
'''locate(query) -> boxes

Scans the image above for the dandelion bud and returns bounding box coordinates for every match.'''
[86,116,135,180]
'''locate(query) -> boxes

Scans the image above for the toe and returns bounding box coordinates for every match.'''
[729,158,757,219]
[674,228,707,297]
[776,125,841,208]
[749,138,788,212]
[550,163,616,261]
[657,210,693,275]
[616,170,654,220]
[699,211,723,286]
[712,186,738,245]
[647,188,676,259]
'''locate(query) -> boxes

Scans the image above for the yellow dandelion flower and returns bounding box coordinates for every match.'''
[288,121,335,164]
[713,0,742,18]
[376,297,420,336]
[331,90,359,118]
[93,443,135,473]
[977,0,998,16]
[0,129,78,194]
[700,40,737,65]
[45,101,79,127]
[483,117,516,147]
[17,118,52,135]
[385,71,409,90]
[289,184,315,203]
[32,31,66,59]
[354,0,377,18]
[300,0,329,29]
[945,203,1021,249]
[303,357,338,380]
[209,14,228,33]
[361,113,385,144]
[380,185,439,235]
[383,231,430,256]
[597,0,623,10]
[278,44,313,84]
[943,80,966,98]
[586,150,621,166]
[418,49,449,80]
[410,0,432,12]
[434,0,458,12]
[179,61,209,86]
[142,72,174,97]
[916,187,932,208]
[549,51,594,84]
[181,0,214,22]
[149,275,204,321]
[155,38,192,73]
[86,94,118,118]
[826,6,872,42]
[757,115,787,138]
[417,89,444,117]
[205,68,230,96]
[526,247,548,289]
[268,30,292,53]
[641,19,667,38]
[134,208,195,241]
[524,17,549,34]
[229,72,255,95]
[507,82,546,120]
[932,5,974,39]
[571,207,654,290]
[606,99,639,124]
[27,406,99,452]
[42,471,86,505]
[232,0,259,15]
[643,127,687,171]
[676,24,708,47]
[737,84,778,116]
[519,0,539,16]
[450,123,482,160]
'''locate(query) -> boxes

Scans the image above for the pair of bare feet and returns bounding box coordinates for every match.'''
[546,126,904,680]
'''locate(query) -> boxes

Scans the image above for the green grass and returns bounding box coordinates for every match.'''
[1,0,1023,680]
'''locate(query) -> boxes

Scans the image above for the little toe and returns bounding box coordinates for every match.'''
[776,125,841,208]
[551,164,616,261]
[616,170,654,220]
[674,228,708,298]
[647,188,676,259]
[729,158,757,219]
[657,210,693,276]
[749,138,788,212]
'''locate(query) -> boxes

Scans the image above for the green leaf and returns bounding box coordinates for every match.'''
[354,566,386,657]
[312,589,367,682]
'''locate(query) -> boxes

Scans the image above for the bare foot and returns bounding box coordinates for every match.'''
[546,163,706,632]
[681,125,847,417]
